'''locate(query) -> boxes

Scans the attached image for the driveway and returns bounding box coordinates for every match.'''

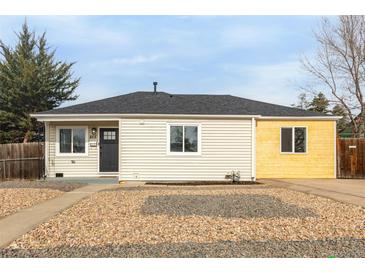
[262,179,365,208]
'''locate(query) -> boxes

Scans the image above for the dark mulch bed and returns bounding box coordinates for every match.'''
[145,181,261,186]
[106,184,270,192]
[1,238,364,258]
[0,181,85,192]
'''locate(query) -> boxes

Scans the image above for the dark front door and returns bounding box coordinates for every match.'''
[99,128,119,172]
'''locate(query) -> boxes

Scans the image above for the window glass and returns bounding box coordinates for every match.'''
[184,126,198,152]
[60,129,71,153]
[73,128,85,153]
[170,126,183,152]
[281,128,293,153]
[103,131,116,140]
[295,127,306,153]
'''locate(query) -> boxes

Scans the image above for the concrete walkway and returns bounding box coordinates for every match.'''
[0,184,119,248]
[262,179,365,208]
[44,176,119,184]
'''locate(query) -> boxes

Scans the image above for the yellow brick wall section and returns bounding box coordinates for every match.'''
[256,120,335,179]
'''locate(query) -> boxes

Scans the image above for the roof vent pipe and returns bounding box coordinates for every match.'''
[153,81,158,94]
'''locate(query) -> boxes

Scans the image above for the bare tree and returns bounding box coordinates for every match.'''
[302,16,365,137]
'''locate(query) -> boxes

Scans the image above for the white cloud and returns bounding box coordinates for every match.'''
[85,54,165,78]
[222,60,306,105]
[0,16,133,51]
[29,16,131,47]
[219,24,282,48]
[111,54,163,65]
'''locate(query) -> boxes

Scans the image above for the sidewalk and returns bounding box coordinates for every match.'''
[0,184,119,248]
[262,179,365,208]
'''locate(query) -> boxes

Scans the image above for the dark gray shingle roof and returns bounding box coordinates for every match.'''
[37,91,331,117]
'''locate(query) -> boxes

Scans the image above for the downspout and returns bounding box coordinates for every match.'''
[44,121,49,178]
[334,120,337,179]
[251,117,256,181]
[118,118,122,183]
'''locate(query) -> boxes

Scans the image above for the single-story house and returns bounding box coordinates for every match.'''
[31,88,340,182]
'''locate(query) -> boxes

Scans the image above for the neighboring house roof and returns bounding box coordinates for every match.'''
[36,91,333,117]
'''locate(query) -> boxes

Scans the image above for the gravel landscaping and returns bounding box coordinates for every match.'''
[1,185,365,257]
[0,181,85,192]
[0,188,63,218]
[2,238,365,258]
[0,181,85,219]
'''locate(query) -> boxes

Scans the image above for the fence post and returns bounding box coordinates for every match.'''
[2,160,5,179]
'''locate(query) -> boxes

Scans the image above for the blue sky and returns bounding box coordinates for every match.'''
[0,16,320,107]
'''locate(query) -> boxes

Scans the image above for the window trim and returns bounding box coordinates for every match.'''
[280,126,308,154]
[56,126,89,156]
[166,123,201,155]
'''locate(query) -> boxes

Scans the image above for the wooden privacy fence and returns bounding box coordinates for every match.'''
[0,142,44,181]
[337,138,365,179]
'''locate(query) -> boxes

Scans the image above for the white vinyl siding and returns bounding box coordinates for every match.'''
[48,121,118,177]
[119,118,253,181]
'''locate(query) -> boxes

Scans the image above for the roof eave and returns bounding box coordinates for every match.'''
[30,113,262,121]
[259,116,342,121]
[30,113,341,122]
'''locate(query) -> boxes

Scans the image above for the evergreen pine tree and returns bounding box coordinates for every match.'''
[307,92,330,113]
[0,21,79,143]
[332,104,350,133]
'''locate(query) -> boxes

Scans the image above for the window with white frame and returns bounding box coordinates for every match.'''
[281,127,307,153]
[57,127,87,155]
[169,125,199,153]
